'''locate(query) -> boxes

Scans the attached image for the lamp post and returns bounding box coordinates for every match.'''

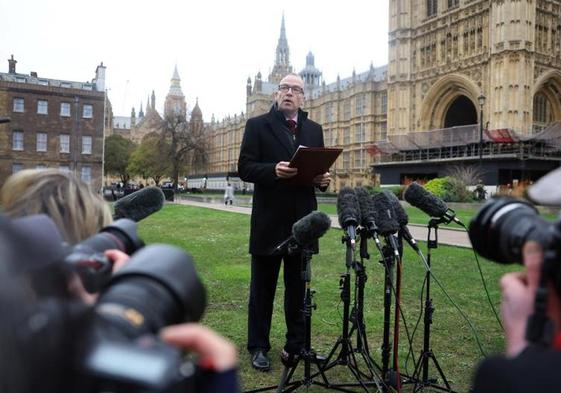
[478,94,486,167]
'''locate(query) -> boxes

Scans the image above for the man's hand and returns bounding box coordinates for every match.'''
[313,172,331,188]
[275,161,298,179]
[161,323,238,372]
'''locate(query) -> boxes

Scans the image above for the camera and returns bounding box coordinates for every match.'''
[65,218,145,293]
[0,215,207,393]
[468,196,561,265]
[82,244,207,392]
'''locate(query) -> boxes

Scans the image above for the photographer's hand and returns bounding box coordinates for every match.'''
[161,323,238,372]
[501,242,542,357]
[104,249,130,273]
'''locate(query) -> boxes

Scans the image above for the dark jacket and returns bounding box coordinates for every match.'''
[472,345,561,393]
[238,105,325,256]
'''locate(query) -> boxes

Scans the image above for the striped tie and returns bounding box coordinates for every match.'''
[287,119,297,134]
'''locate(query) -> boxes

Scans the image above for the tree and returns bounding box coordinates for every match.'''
[127,132,170,186]
[160,113,209,190]
[104,134,136,185]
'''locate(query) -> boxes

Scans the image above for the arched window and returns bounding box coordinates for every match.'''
[427,0,437,17]
[533,92,552,133]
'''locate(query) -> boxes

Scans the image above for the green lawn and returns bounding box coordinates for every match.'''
[138,203,517,392]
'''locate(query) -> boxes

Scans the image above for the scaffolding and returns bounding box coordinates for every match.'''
[368,123,561,162]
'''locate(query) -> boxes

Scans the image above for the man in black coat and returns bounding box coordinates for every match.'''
[238,73,331,371]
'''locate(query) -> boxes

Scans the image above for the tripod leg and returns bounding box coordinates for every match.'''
[276,367,290,393]
[428,352,452,391]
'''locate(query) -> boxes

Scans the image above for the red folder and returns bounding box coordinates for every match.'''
[282,146,343,186]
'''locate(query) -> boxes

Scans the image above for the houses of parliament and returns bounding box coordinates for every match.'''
[111,0,561,191]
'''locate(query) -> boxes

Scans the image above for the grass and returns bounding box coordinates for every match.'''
[137,203,518,392]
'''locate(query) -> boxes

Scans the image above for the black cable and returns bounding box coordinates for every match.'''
[415,247,487,357]
[404,273,426,376]
[457,221,504,332]
[372,238,419,388]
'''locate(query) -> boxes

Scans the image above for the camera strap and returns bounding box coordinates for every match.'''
[525,249,557,346]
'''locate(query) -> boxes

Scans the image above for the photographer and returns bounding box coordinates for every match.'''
[471,168,561,392]
[472,242,561,392]
[0,214,240,393]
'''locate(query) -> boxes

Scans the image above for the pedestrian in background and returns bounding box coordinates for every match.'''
[224,182,235,205]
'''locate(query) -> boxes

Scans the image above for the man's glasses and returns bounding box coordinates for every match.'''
[278,84,304,95]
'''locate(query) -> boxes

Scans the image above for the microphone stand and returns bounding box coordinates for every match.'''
[349,227,385,380]
[410,217,455,393]
[320,232,382,392]
[273,246,335,393]
[378,234,402,393]
[245,247,333,393]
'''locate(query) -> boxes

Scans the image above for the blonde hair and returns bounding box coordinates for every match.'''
[1,169,112,244]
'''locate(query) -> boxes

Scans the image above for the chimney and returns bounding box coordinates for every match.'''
[94,61,106,91]
[8,55,16,74]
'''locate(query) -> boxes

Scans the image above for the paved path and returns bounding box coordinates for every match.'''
[172,199,473,248]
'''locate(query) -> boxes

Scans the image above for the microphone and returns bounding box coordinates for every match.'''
[337,187,361,246]
[371,192,399,236]
[403,182,462,225]
[113,187,166,222]
[371,192,401,257]
[274,211,331,252]
[382,191,419,252]
[292,211,331,246]
[354,187,378,235]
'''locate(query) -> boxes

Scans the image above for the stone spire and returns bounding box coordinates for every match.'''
[168,65,184,97]
[165,65,187,117]
[268,13,293,84]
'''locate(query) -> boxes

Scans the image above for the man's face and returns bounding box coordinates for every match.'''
[275,75,305,116]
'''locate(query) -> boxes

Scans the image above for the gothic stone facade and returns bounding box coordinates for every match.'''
[388,0,561,136]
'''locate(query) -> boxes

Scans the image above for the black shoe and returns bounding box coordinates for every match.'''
[251,350,271,371]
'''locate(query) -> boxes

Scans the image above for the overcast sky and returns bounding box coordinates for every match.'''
[1,0,389,121]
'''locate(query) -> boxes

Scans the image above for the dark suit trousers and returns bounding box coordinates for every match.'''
[247,253,305,354]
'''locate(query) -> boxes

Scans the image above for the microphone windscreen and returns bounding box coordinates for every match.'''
[382,190,408,226]
[113,187,165,222]
[404,182,448,218]
[292,211,331,246]
[371,192,399,235]
[354,187,377,228]
[337,187,361,228]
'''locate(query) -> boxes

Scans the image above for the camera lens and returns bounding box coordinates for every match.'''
[95,244,206,338]
[469,197,546,264]
[73,219,144,256]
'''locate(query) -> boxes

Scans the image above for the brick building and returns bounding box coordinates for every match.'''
[0,56,106,191]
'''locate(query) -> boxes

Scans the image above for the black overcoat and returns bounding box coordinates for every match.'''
[238,106,325,256]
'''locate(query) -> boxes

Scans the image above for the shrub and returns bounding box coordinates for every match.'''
[425,176,473,202]
[367,185,404,199]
